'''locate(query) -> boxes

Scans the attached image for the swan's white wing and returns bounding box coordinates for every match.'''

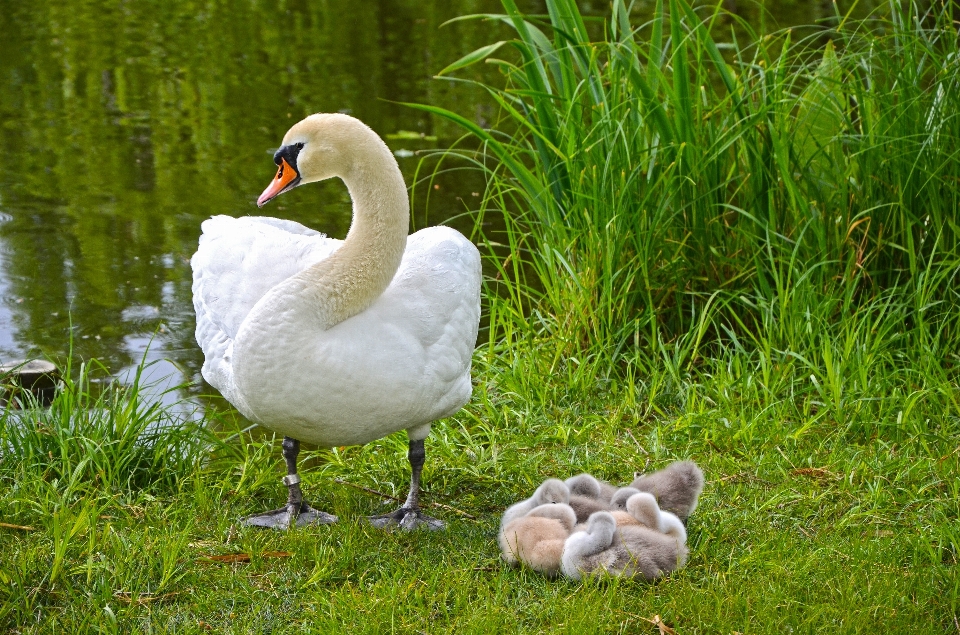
[191,215,341,410]
[376,225,482,420]
[193,215,339,339]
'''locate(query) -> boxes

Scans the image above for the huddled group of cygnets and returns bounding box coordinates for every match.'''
[498,462,704,581]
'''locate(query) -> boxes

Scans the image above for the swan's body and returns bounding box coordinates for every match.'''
[192,113,481,529]
[194,218,478,445]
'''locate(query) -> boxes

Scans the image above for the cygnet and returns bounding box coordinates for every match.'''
[568,494,612,524]
[629,461,704,521]
[625,492,687,543]
[561,511,688,581]
[610,486,642,511]
[499,503,576,577]
[500,478,570,529]
[565,473,617,501]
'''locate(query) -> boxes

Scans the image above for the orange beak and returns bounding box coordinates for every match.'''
[257,157,300,207]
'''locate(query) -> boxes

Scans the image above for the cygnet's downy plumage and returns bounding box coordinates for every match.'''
[629,461,705,521]
[499,503,576,577]
[500,478,570,530]
[565,473,617,502]
[568,495,612,524]
[561,511,688,581]
[610,486,642,512]
[625,492,687,543]
[564,473,616,523]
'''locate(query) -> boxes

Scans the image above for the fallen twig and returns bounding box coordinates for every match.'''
[333,478,477,520]
[114,591,180,606]
[624,428,649,456]
[0,522,35,531]
[199,551,293,564]
[639,614,677,635]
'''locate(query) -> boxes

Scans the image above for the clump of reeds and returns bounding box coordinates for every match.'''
[0,355,211,504]
[415,0,960,439]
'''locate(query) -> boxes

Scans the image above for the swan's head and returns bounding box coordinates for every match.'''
[257,113,379,207]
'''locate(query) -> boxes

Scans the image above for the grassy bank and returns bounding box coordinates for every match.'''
[2,0,959,632]
[0,350,956,632]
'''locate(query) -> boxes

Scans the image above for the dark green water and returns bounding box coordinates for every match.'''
[0,0,877,407]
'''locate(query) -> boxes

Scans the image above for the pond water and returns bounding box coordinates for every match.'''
[0,0,877,414]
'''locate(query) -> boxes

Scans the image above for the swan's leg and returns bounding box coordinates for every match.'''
[242,437,338,529]
[369,439,445,531]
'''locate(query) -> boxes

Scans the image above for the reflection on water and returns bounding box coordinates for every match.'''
[0,0,878,415]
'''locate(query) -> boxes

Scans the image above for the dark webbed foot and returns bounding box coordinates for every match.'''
[243,436,337,530]
[368,438,444,531]
[369,507,444,531]
[244,502,338,530]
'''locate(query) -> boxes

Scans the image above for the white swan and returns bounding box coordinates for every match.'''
[192,113,481,530]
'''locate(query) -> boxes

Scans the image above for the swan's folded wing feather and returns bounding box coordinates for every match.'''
[378,226,482,418]
[192,215,341,397]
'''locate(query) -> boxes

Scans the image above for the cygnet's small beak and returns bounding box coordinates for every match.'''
[257,157,300,207]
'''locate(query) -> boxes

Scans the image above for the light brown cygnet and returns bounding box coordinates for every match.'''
[499,503,576,577]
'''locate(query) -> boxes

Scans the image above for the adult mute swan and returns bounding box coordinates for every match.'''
[192,113,481,530]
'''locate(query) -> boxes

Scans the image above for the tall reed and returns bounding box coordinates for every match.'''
[415,0,960,386]
[0,355,211,505]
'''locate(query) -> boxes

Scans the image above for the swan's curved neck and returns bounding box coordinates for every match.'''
[273,140,409,330]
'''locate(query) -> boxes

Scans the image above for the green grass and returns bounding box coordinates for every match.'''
[2,0,960,632]
[0,349,956,632]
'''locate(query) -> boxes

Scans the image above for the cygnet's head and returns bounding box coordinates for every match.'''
[585,511,618,537]
[565,473,602,499]
[533,478,570,506]
[610,487,642,511]
[624,492,661,529]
